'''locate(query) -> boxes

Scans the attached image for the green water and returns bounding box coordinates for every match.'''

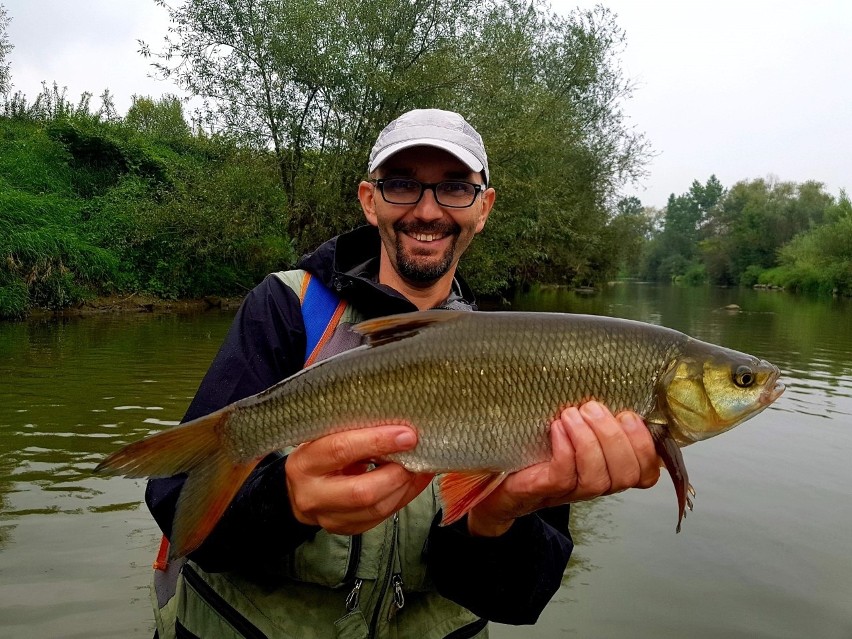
[1,285,851,638]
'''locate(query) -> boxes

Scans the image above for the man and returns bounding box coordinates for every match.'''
[146,108,660,638]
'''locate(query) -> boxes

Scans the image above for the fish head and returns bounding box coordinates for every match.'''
[660,340,785,445]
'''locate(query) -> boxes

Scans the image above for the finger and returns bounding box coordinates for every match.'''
[293,426,417,474]
[318,472,434,535]
[561,405,610,497]
[617,411,660,488]
[323,462,418,513]
[580,401,640,493]
[541,415,577,493]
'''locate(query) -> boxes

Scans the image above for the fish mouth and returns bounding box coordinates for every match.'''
[761,377,786,405]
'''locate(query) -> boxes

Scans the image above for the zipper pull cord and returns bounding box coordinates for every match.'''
[388,573,405,619]
[392,574,405,609]
[345,578,363,612]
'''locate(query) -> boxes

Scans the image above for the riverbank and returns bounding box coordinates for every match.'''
[23,293,245,320]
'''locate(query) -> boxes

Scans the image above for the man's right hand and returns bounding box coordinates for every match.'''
[285,426,435,535]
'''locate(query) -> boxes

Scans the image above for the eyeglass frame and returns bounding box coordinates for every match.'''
[370,178,486,208]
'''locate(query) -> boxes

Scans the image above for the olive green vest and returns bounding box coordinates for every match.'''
[151,270,487,639]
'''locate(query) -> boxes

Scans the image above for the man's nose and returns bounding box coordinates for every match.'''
[412,187,444,221]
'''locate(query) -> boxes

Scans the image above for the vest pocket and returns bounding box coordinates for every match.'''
[179,563,269,639]
[288,529,359,587]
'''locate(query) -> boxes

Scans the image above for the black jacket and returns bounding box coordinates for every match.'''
[146,225,573,624]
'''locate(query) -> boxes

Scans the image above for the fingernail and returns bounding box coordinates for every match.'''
[395,430,416,449]
[619,412,643,431]
[582,401,604,418]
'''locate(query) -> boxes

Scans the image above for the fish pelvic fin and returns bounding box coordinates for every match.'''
[648,423,694,533]
[354,310,467,346]
[438,471,509,526]
[95,407,261,559]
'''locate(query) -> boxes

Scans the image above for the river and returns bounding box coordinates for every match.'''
[1,283,850,638]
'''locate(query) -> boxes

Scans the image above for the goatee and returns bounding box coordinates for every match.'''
[394,221,459,283]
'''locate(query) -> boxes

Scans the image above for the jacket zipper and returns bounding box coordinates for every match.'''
[182,563,269,639]
[369,512,401,633]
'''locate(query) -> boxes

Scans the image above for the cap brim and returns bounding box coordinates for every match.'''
[369,139,484,176]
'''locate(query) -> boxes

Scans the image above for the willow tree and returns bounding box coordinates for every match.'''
[145,0,648,290]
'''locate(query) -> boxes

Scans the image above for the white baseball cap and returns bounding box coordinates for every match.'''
[368,108,490,185]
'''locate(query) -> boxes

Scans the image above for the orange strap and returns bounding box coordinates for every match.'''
[153,535,170,571]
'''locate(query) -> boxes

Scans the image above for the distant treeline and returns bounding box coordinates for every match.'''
[635,175,852,296]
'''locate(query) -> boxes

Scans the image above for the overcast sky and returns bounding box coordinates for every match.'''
[2,0,850,208]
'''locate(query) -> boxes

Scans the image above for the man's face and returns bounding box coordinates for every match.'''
[359,146,495,287]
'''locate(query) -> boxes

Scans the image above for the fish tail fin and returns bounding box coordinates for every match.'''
[438,471,508,525]
[168,446,259,559]
[95,407,261,559]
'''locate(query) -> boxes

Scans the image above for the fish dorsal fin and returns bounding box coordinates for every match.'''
[354,310,467,346]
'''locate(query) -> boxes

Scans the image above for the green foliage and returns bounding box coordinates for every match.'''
[0,186,118,313]
[642,176,724,282]
[766,192,852,295]
[700,178,831,285]
[739,264,765,288]
[639,174,847,297]
[125,94,191,141]
[1,107,295,317]
[146,0,649,292]
[679,263,707,286]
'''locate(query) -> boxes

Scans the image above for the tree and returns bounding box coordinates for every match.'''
[643,176,723,281]
[701,178,832,285]
[144,0,650,290]
[0,4,12,97]
[773,191,852,295]
[124,94,190,140]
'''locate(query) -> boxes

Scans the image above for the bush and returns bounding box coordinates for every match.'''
[739,264,765,287]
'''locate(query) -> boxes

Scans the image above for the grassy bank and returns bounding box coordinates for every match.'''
[0,115,294,319]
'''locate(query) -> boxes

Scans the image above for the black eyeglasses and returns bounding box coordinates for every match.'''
[372,178,484,208]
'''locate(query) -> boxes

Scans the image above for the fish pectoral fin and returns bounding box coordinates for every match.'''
[354,310,468,346]
[437,471,509,526]
[648,422,693,533]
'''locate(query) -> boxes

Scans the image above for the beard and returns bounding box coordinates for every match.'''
[393,220,460,283]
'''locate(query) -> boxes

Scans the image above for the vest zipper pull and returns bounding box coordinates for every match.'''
[388,573,405,619]
[345,578,363,612]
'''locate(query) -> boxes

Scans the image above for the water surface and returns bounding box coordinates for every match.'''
[1,285,850,638]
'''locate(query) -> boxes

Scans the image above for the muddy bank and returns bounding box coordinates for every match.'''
[25,294,245,319]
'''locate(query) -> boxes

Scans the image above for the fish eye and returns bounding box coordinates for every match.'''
[733,365,755,388]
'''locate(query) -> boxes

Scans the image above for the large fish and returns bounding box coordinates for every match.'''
[96,310,785,558]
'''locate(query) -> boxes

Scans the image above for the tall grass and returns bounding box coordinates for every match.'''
[0,113,294,318]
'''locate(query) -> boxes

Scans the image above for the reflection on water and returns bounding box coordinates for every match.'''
[1,286,851,638]
[0,312,233,638]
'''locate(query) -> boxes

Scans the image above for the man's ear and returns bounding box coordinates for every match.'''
[475,187,496,233]
[358,181,378,227]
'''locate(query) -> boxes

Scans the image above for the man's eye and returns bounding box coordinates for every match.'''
[439,182,474,195]
[385,179,419,192]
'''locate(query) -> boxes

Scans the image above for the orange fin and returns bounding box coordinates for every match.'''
[438,471,508,525]
[649,423,693,533]
[95,407,261,559]
[354,310,467,346]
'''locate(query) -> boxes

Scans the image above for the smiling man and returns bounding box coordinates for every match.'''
[146,109,659,639]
